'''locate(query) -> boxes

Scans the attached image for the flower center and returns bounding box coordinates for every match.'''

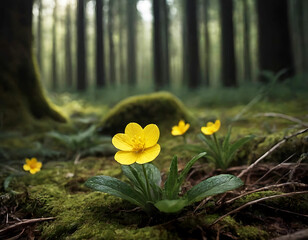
[131,135,145,152]
[30,163,37,169]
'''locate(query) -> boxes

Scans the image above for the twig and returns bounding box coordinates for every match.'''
[224,182,308,205]
[255,112,308,127]
[210,191,308,226]
[253,153,296,185]
[237,128,308,178]
[0,217,56,235]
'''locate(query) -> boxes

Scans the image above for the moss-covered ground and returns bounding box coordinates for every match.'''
[1,89,308,239]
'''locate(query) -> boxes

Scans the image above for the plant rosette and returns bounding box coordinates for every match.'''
[85,122,243,214]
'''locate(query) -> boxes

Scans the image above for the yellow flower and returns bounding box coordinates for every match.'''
[23,158,42,174]
[112,122,161,165]
[171,120,190,136]
[201,120,221,135]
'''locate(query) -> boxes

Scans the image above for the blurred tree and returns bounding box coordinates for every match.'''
[183,0,200,88]
[117,0,126,84]
[289,0,308,75]
[153,0,170,90]
[203,0,210,86]
[108,0,116,85]
[77,0,87,90]
[0,0,65,128]
[127,0,137,85]
[36,0,43,78]
[52,0,58,90]
[257,0,294,82]
[220,0,237,87]
[95,0,106,88]
[242,0,251,82]
[65,1,73,88]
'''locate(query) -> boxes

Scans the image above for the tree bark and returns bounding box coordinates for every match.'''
[108,0,116,85]
[153,0,170,90]
[0,0,65,129]
[118,0,126,84]
[257,0,294,82]
[77,0,87,90]
[220,0,237,87]
[127,0,137,85]
[184,0,200,88]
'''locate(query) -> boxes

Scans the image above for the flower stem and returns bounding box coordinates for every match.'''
[142,164,151,201]
[213,133,224,169]
[183,134,187,144]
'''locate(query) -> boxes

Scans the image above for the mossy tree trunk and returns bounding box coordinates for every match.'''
[0,0,65,129]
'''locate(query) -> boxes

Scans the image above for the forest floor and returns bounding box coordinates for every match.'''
[0,88,308,240]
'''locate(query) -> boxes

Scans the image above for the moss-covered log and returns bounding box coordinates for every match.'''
[0,0,65,130]
[99,92,193,135]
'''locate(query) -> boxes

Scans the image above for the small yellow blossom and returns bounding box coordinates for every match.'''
[23,158,42,174]
[201,120,221,135]
[171,120,190,136]
[112,122,161,165]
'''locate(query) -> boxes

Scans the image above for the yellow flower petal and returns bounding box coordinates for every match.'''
[136,144,161,164]
[112,133,133,151]
[30,169,37,174]
[213,120,221,132]
[23,164,30,171]
[36,162,42,169]
[171,126,182,136]
[206,122,214,127]
[26,158,31,165]
[179,120,185,128]
[201,126,214,135]
[114,151,139,165]
[125,122,144,139]
[31,157,38,163]
[144,124,159,148]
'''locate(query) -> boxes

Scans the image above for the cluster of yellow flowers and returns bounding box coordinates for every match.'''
[112,120,221,166]
[171,119,221,136]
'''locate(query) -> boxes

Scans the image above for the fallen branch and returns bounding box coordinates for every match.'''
[237,128,308,178]
[210,191,308,226]
[255,112,308,127]
[272,228,308,240]
[0,217,56,235]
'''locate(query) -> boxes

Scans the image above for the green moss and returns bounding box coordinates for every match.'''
[236,225,268,240]
[99,91,193,136]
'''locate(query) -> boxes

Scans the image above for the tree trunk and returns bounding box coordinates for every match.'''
[95,0,106,88]
[36,0,43,78]
[153,0,170,90]
[65,2,73,88]
[203,0,210,86]
[0,0,65,129]
[242,0,251,82]
[184,0,200,88]
[127,0,137,85]
[52,0,57,90]
[77,0,87,90]
[257,0,294,82]
[108,0,116,85]
[220,0,237,87]
[118,0,126,84]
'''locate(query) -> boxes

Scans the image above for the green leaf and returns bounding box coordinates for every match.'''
[178,152,207,186]
[4,175,14,191]
[164,156,179,199]
[227,135,254,163]
[85,175,145,207]
[199,134,219,156]
[154,199,188,213]
[186,174,243,204]
[222,127,232,151]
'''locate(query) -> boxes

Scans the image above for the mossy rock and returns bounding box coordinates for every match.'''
[99,92,193,135]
